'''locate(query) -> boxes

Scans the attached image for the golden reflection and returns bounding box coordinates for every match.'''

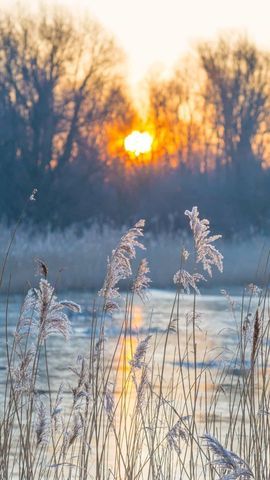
[115,305,144,398]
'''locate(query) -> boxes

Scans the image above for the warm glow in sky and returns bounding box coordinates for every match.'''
[124,131,153,156]
[3,0,270,85]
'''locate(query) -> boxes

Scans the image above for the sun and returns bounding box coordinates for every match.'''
[124,130,153,157]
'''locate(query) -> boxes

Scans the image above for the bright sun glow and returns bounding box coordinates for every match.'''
[124,131,153,156]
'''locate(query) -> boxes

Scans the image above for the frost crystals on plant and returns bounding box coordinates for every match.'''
[99,220,146,312]
[135,367,149,410]
[133,258,151,301]
[167,419,188,454]
[185,206,223,277]
[129,335,151,369]
[29,188,38,201]
[181,248,190,261]
[173,269,205,294]
[67,413,84,448]
[17,279,81,342]
[203,433,254,479]
[35,398,51,446]
[10,347,35,394]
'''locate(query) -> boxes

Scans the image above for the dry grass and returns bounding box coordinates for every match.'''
[0,223,268,293]
[1,209,270,479]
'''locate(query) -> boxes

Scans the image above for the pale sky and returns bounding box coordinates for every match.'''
[3,0,270,86]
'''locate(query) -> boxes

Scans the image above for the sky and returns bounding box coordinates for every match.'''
[3,0,270,86]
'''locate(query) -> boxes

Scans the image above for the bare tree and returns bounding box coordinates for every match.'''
[146,63,206,172]
[0,7,130,223]
[198,35,270,178]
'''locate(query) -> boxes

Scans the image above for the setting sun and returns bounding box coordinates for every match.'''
[124,130,153,156]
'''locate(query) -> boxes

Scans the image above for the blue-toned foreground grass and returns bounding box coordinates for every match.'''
[0,208,270,479]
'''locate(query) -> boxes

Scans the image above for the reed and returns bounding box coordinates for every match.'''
[0,206,270,479]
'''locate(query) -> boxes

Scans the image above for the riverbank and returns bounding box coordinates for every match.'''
[0,224,268,292]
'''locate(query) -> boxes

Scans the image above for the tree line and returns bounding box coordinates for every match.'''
[1,7,270,235]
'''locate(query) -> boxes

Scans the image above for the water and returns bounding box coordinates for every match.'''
[0,288,261,478]
[0,288,249,398]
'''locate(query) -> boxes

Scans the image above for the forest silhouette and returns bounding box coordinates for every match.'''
[0,7,270,235]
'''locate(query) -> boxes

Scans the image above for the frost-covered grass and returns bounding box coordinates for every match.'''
[1,210,270,479]
[0,224,269,293]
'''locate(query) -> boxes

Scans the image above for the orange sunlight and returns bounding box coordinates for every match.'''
[124,130,153,157]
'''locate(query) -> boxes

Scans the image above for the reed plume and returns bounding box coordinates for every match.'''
[166,419,188,454]
[185,206,223,276]
[133,258,151,301]
[67,413,84,448]
[11,346,35,394]
[129,335,151,369]
[203,433,254,478]
[173,269,205,294]
[135,367,149,411]
[35,398,51,446]
[99,219,146,312]
[17,278,81,342]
